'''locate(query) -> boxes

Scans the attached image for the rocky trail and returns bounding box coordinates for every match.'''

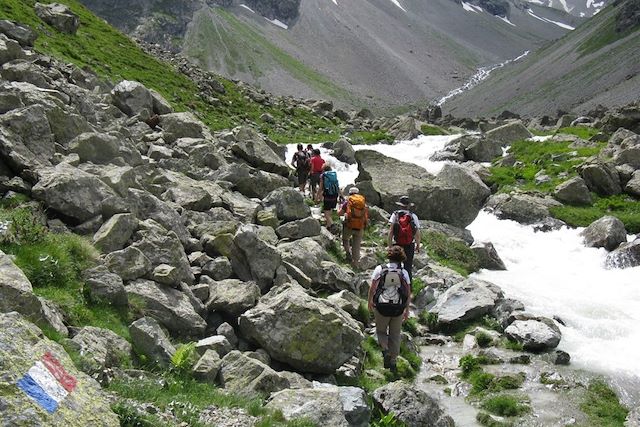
[0,3,639,427]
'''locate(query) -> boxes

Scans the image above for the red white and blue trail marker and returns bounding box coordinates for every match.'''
[16,352,77,414]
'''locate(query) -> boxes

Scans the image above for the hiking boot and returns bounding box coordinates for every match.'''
[389,362,397,373]
[382,351,391,369]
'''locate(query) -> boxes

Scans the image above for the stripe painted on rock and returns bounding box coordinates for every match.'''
[42,352,77,392]
[16,374,59,414]
[28,361,69,403]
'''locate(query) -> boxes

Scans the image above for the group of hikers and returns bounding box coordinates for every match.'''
[291,143,420,372]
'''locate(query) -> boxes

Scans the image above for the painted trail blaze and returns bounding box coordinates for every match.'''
[16,352,77,414]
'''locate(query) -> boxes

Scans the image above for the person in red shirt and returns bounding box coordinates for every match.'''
[309,148,325,200]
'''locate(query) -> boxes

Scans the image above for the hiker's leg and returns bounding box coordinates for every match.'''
[374,310,391,351]
[387,314,403,363]
[342,227,353,261]
[351,228,364,266]
[403,243,415,282]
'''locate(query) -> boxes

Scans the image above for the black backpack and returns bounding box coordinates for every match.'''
[373,266,409,317]
[295,150,310,172]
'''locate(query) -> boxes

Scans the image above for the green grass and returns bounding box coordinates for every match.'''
[476,411,512,427]
[580,380,629,427]
[459,355,524,395]
[349,130,393,145]
[422,231,479,276]
[0,0,341,145]
[481,395,529,417]
[420,124,448,135]
[550,194,640,233]
[503,339,524,352]
[578,15,640,57]
[556,127,600,140]
[476,331,494,348]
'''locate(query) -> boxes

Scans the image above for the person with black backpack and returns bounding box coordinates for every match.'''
[291,143,311,194]
[387,196,421,282]
[368,245,411,372]
[316,164,341,232]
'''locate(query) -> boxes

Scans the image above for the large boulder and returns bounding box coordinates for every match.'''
[277,237,332,284]
[436,164,490,222]
[581,216,627,251]
[231,127,290,176]
[82,265,128,307]
[333,138,356,164]
[486,193,557,224]
[159,112,212,143]
[239,283,364,373]
[484,121,532,145]
[471,242,506,271]
[229,225,282,291]
[32,164,118,223]
[262,187,311,224]
[65,326,131,374]
[313,383,371,427]
[266,388,350,427]
[205,279,261,317]
[0,20,38,47]
[218,350,288,398]
[0,312,119,425]
[430,279,503,328]
[129,317,176,367]
[92,213,138,254]
[68,132,140,166]
[580,162,622,196]
[104,246,152,282]
[388,117,421,141]
[606,237,640,269]
[373,382,454,427]
[554,177,592,206]
[0,33,26,65]
[276,217,322,240]
[110,80,153,117]
[355,150,477,227]
[35,2,79,34]
[625,171,640,197]
[216,163,289,199]
[504,316,561,351]
[464,137,503,162]
[0,250,68,336]
[125,279,206,336]
[126,189,190,245]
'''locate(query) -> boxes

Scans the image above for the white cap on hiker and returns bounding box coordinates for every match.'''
[396,195,414,207]
[349,187,359,194]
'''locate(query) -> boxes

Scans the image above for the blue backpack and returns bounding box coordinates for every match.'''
[323,171,340,197]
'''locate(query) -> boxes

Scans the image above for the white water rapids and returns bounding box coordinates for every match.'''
[287,135,640,403]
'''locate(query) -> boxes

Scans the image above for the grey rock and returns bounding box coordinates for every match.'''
[195,335,232,357]
[129,317,176,367]
[266,388,350,427]
[231,126,289,176]
[216,322,238,347]
[193,349,222,382]
[203,257,233,281]
[160,112,212,143]
[277,237,332,285]
[126,188,190,245]
[485,121,533,144]
[491,298,525,329]
[333,138,356,164]
[0,33,25,65]
[68,132,120,165]
[126,279,206,336]
[388,116,421,141]
[505,318,561,351]
[464,137,503,162]
[431,278,504,328]
[581,162,622,196]
[151,264,181,287]
[0,20,37,47]
[554,176,592,206]
[276,217,322,240]
[216,163,290,199]
[625,171,640,197]
[0,312,119,425]
[105,246,152,282]
[486,193,555,224]
[581,216,627,251]
[205,279,261,317]
[218,350,288,397]
[263,187,311,223]
[471,242,506,270]
[606,238,640,269]
[0,105,55,172]
[82,265,128,306]
[148,88,173,115]
[35,2,79,34]
[239,283,364,373]
[93,213,138,254]
[373,381,454,427]
[66,326,131,374]
[614,147,640,169]
[163,185,212,211]
[230,225,282,291]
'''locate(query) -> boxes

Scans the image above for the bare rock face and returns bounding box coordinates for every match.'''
[373,381,454,427]
[35,3,80,35]
[581,215,627,251]
[430,278,504,328]
[554,176,593,206]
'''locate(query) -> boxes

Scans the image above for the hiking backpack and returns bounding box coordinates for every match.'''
[373,266,410,317]
[393,210,416,246]
[322,171,340,197]
[295,150,310,172]
[345,194,368,230]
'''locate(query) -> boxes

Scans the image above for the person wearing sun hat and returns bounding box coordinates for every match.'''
[387,195,420,281]
[338,186,369,268]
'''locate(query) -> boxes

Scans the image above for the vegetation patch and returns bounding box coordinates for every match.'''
[459,355,524,395]
[580,379,629,427]
[420,124,448,136]
[349,130,393,145]
[421,230,480,276]
[550,194,640,233]
[578,15,640,57]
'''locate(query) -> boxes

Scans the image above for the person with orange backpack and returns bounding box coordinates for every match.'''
[338,187,369,268]
[387,196,420,281]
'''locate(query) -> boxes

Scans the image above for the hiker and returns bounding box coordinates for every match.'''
[317,164,341,231]
[291,143,311,194]
[388,196,421,282]
[309,148,325,200]
[338,187,368,268]
[368,245,411,372]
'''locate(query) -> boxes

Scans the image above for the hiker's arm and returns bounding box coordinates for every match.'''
[290,154,296,168]
[316,179,324,200]
[414,228,421,253]
[387,224,394,247]
[368,279,378,312]
[403,281,411,321]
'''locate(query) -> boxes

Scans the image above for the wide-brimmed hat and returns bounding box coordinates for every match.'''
[349,187,359,194]
[395,195,415,207]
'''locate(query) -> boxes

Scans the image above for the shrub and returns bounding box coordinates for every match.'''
[476,331,494,348]
[422,231,480,276]
[459,354,481,378]
[402,317,419,335]
[481,395,529,417]
[171,342,198,375]
[581,379,629,427]
[419,311,439,330]
[421,124,448,135]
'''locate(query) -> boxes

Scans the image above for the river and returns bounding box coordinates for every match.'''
[287,135,640,405]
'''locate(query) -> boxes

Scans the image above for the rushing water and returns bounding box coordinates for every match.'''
[288,136,640,403]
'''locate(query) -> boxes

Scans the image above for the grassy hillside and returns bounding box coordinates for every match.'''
[0,0,342,144]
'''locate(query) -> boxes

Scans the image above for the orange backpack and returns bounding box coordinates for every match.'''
[345,194,368,230]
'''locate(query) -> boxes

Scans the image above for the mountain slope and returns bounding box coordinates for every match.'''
[79,0,580,111]
[442,0,640,117]
[525,0,612,16]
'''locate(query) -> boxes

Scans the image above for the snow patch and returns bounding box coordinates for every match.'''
[389,0,407,12]
[527,9,575,30]
[497,15,516,26]
[239,4,255,13]
[438,51,529,106]
[266,18,288,29]
[462,2,479,13]
[331,0,338,4]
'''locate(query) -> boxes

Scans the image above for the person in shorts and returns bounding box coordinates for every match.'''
[317,164,341,230]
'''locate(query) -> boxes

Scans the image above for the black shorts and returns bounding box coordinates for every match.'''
[297,170,309,185]
[323,197,338,211]
[310,173,321,186]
